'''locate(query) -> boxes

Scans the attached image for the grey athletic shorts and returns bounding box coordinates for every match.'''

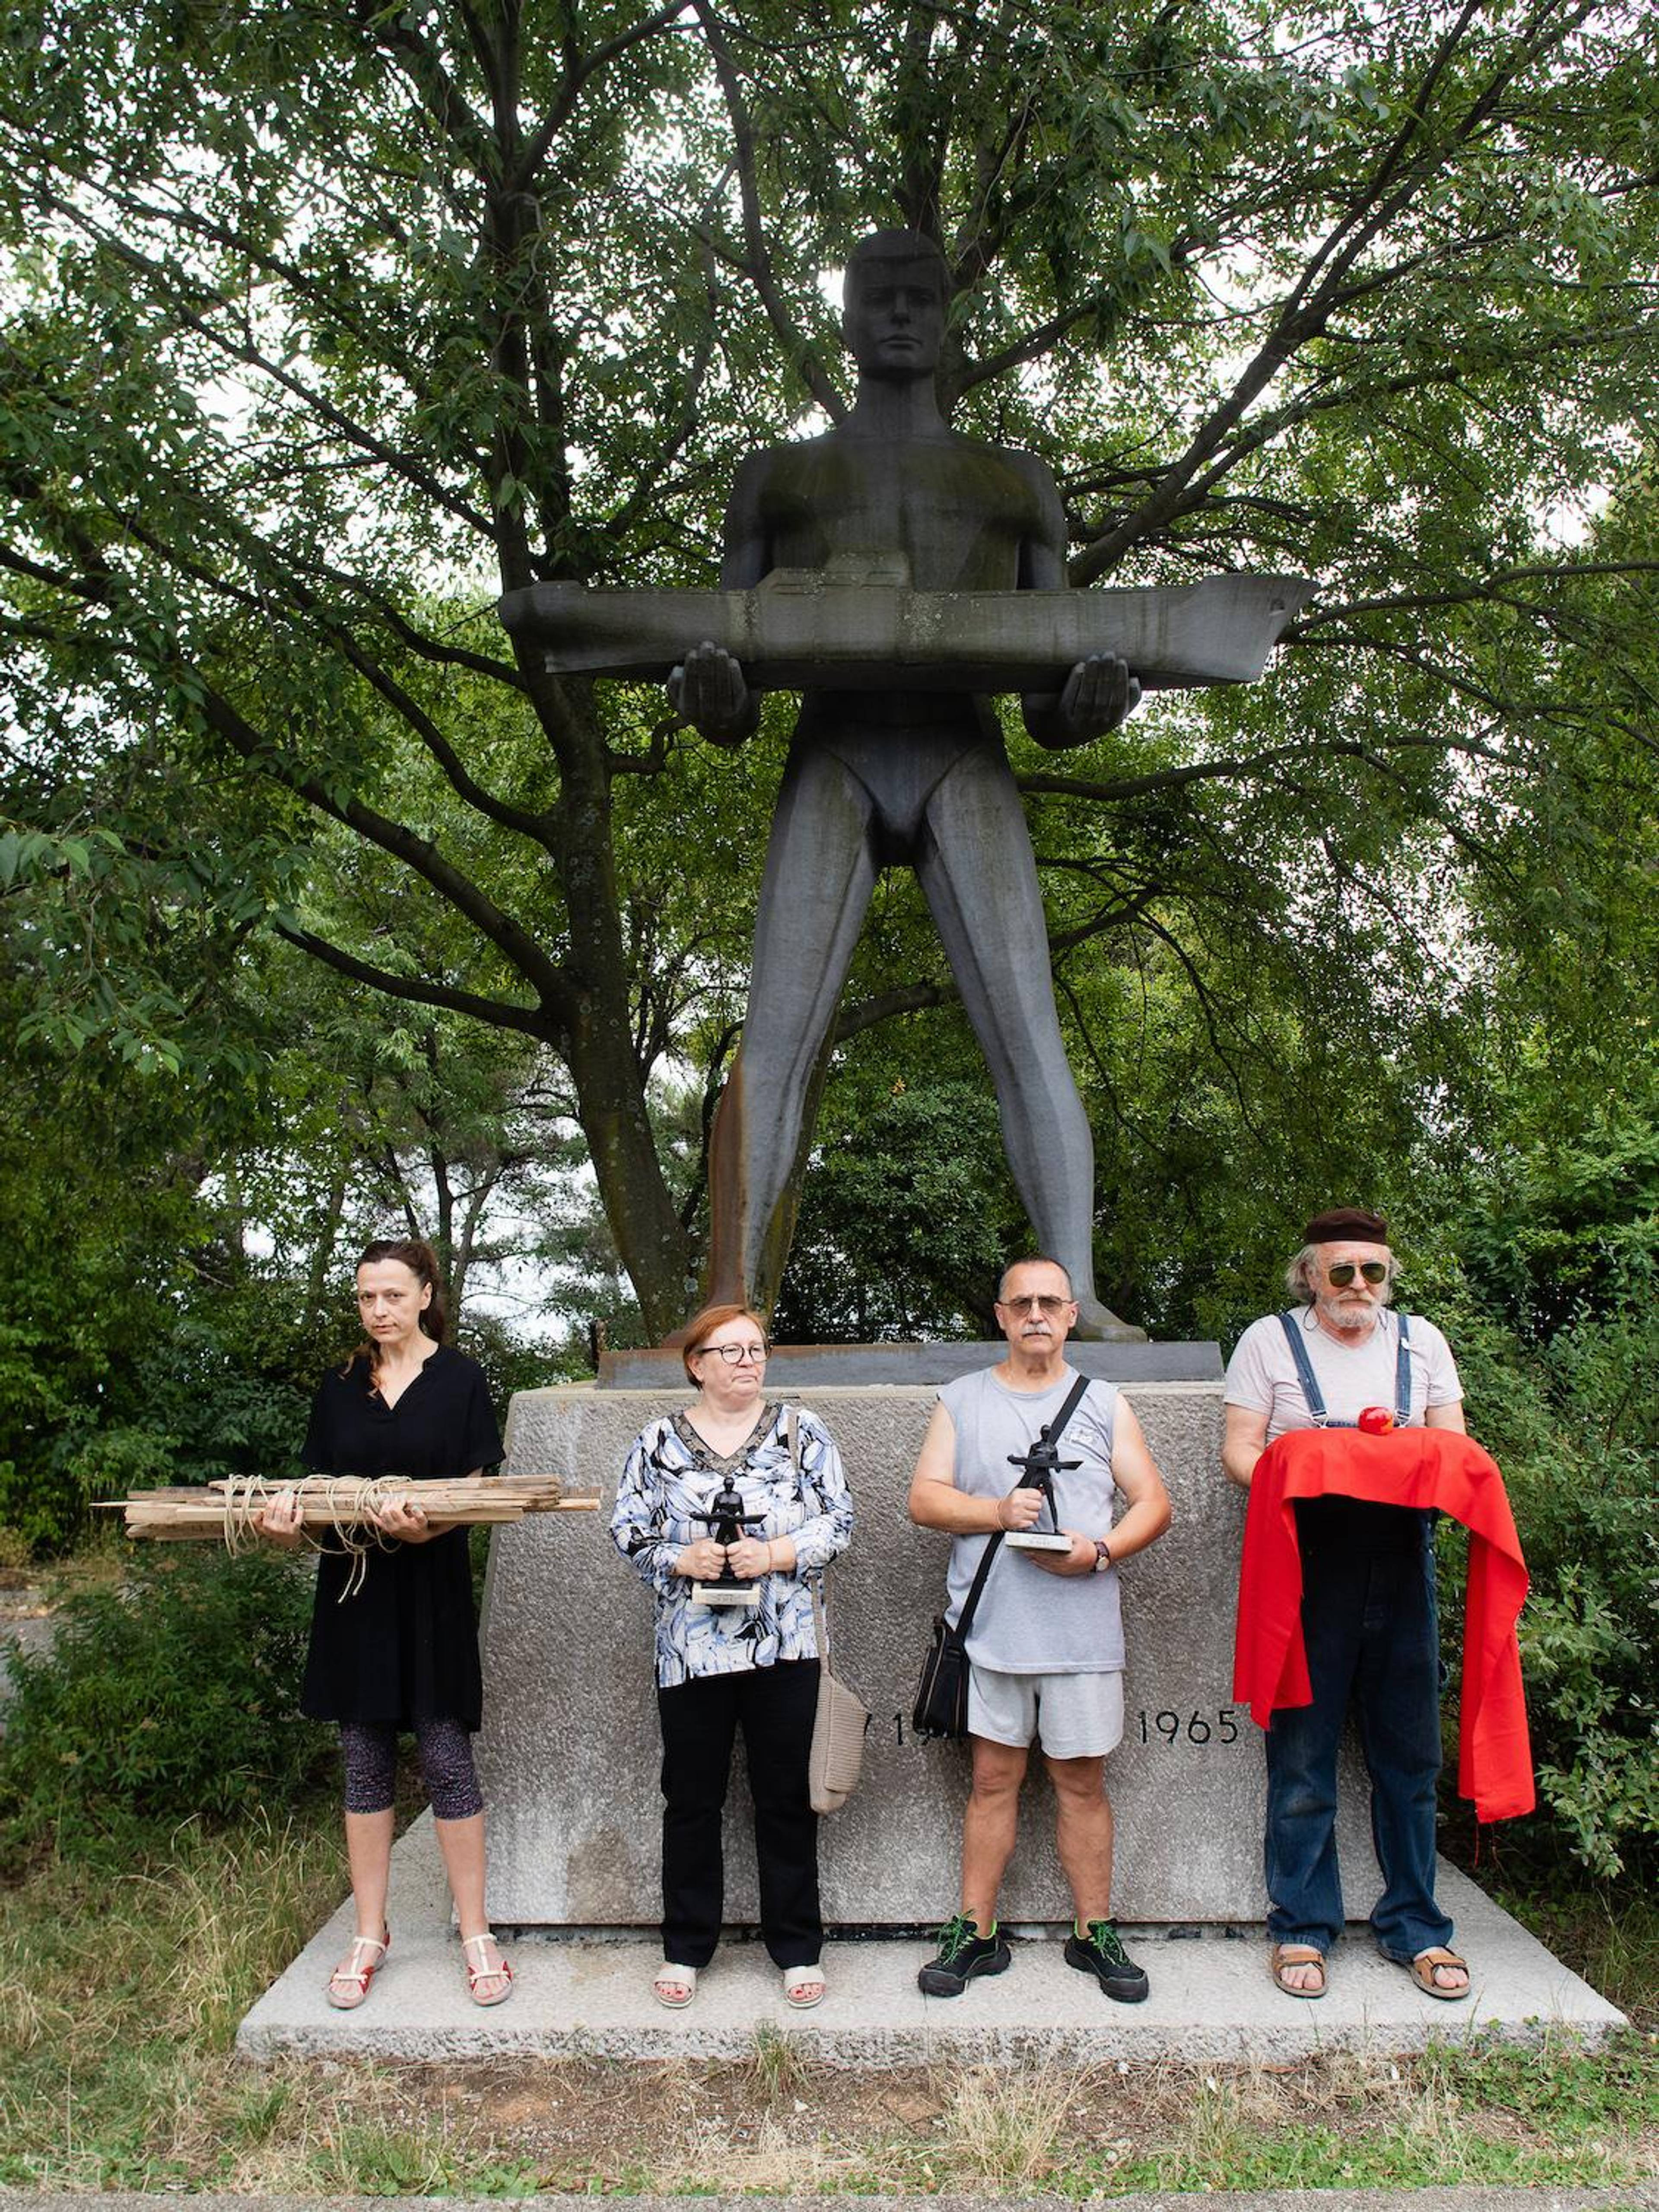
[967,1664,1125,1759]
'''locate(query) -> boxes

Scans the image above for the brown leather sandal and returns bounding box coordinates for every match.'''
[1405,1946,1470,1999]
[1269,1942,1327,1999]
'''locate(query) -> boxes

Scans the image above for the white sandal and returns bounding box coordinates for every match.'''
[782,1962,826,2009]
[326,1928,389,2010]
[653,1961,697,2008]
[462,1931,514,2008]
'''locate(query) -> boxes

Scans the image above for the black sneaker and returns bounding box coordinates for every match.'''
[1065,1917,1150,2003]
[917,1911,1011,1996]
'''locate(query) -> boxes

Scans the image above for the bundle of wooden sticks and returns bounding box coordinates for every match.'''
[99,1472,600,1542]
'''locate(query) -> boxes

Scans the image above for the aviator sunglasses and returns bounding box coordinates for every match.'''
[1326,1261,1388,1287]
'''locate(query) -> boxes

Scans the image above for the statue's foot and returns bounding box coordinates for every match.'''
[1071,1295,1147,1343]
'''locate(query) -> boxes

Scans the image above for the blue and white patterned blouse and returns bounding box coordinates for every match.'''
[610,1401,854,1689]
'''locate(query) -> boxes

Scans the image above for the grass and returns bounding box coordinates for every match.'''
[0,1787,1653,2196]
[1494,1878,1659,2032]
[0,1806,345,2190]
[0,1653,1651,2204]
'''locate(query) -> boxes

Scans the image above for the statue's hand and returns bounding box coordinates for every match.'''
[1059,653,1141,740]
[667,639,758,745]
[1024,653,1141,749]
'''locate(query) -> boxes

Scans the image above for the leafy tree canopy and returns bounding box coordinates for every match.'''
[0,0,1655,1331]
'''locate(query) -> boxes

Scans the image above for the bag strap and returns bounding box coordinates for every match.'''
[1047,1369,1094,1446]
[960,1367,1093,1632]
[955,1521,1005,1638]
[1037,1370,1093,1529]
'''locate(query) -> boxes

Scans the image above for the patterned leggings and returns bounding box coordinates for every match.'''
[338,1717,483,1821]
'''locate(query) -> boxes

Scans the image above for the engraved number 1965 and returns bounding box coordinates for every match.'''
[1138,1708,1240,1746]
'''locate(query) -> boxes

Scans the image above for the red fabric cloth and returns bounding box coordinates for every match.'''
[1232,1427,1535,1822]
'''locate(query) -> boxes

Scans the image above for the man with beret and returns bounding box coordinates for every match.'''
[1222,1208,1471,2001]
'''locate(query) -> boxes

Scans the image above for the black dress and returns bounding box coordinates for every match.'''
[299,1345,504,1731]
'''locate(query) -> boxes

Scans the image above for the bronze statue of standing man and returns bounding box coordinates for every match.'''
[672,229,1142,1337]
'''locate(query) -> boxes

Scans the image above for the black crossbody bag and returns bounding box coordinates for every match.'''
[910,1371,1092,1740]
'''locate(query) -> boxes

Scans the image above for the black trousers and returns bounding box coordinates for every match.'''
[658,1657,822,1969]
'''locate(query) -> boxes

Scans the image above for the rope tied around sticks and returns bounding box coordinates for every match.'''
[220,1474,413,1600]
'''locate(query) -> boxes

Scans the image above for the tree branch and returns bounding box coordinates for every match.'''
[1016,728,1507,809]
[690,0,845,420]
[831,979,956,1044]
[516,1,699,184]
[1069,0,1603,583]
[195,684,578,1027]
[274,922,552,1039]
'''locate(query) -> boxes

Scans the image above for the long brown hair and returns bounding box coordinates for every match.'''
[342,1237,449,1380]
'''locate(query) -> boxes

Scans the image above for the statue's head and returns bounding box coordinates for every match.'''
[842,228,949,378]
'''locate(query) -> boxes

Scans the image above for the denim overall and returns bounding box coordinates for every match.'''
[1263,1311,1454,1961]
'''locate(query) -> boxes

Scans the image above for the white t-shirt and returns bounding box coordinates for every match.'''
[1224,1307,1462,1443]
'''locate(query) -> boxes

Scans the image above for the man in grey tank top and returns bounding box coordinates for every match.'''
[907,1256,1172,1999]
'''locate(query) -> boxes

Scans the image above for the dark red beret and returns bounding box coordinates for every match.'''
[1305,1207,1389,1245]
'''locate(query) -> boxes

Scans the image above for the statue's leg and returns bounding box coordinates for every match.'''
[702,742,879,1320]
[915,748,1143,1341]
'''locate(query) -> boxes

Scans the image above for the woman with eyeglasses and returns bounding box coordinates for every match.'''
[610,1303,853,2010]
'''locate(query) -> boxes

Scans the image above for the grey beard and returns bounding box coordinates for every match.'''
[1319,1297,1380,1334]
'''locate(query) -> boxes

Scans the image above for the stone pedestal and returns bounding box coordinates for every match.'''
[475,1382,1384,1928]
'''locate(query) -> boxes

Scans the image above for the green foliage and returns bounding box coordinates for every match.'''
[1462,1106,1659,1343]
[1450,1302,1659,1882]
[0,1547,330,1871]
[1,0,1655,1330]
[777,1064,1020,1340]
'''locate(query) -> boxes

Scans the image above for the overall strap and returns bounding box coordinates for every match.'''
[1277,1309,1414,1428]
[1278,1310,1331,1425]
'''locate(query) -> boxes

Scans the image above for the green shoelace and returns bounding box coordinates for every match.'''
[935,1911,994,1961]
[1077,1918,1128,1961]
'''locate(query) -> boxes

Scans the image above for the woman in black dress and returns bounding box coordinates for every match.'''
[257,1237,512,2009]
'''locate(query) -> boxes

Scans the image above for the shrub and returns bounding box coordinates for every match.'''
[0,1545,333,1871]
[1452,1303,1659,1881]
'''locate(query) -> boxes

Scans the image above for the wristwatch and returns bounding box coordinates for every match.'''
[1092,1538,1113,1574]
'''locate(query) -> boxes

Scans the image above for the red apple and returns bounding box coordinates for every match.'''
[1357,1405,1395,1434]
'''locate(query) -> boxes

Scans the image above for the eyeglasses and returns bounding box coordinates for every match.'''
[1326,1262,1388,1287]
[998,1294,1072,1316]
[695,1342,769,1365]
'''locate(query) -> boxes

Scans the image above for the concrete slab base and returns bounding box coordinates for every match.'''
[236,1814,1625,2064]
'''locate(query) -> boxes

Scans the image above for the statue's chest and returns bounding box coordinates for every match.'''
[760,442,1039,589]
